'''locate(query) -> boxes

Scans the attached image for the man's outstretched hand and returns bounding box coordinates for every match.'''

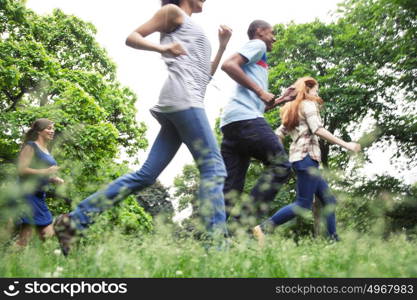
[265,87,297,111]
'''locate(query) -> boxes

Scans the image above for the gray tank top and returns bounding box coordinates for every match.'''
[152,12,212,113]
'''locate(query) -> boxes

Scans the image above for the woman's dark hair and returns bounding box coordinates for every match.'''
[161,0,181,6]
[23,118,53,144]
[247,20,271,39]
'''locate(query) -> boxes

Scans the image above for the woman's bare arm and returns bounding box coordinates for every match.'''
[315,127,361,153]
[125,4,186,56]
[18,145,59,176]
[211,25,232,76]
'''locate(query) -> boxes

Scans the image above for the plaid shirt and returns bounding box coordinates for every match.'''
[276,100,323,162]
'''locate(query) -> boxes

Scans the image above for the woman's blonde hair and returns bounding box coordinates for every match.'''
[280,77,323,131]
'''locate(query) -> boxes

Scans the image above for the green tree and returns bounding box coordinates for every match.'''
[137,180,174,221]
[337,0,416,161]
[173,164,199,213]
[265,0,416,235]
[0,0,147,181]
[269,20,382,168]
[268,0,416,169]
[172,164,208,238]
[0,0,151,232]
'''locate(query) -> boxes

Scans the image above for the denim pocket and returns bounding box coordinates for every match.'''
[240,118,269,140]
[293,155,319,170]
[306,154,319,167]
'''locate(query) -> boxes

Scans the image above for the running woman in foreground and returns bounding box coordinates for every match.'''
[54,0,232,255]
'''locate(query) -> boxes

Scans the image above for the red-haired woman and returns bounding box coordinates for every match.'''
[253,77,361,245]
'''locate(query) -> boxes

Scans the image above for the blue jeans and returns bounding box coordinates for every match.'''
[265,155,338,239]
[70,107,228,236]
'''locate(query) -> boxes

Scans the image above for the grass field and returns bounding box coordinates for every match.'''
[1,226,416,278]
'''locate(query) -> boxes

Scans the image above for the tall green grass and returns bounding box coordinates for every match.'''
[1,225,416,278]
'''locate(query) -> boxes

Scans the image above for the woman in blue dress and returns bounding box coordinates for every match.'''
[16,118,64,246]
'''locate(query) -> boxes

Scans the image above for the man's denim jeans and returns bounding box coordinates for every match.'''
[70,107,228,236]
[221,118,291,222]
[267,154,337,238]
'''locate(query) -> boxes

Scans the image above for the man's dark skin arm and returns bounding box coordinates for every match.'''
[221,53,297,111]
[221,53,275,105]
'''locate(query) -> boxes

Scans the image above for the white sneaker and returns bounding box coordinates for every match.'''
[252,225,265,248]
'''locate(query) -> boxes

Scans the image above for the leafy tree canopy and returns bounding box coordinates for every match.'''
[0,0,148,185]
[0,0,151,229]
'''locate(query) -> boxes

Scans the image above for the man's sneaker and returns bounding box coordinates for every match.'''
[252,225,266,248]
[53,214,76,256]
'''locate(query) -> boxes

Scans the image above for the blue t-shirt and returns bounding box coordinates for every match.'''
[220,39,268,128]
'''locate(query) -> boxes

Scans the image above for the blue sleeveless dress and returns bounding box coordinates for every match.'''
[19,141,57,226]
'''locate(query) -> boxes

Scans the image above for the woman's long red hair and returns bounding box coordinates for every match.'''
[280,77,323,131]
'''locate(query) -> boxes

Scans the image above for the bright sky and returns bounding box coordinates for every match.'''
[26,0,416,186]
